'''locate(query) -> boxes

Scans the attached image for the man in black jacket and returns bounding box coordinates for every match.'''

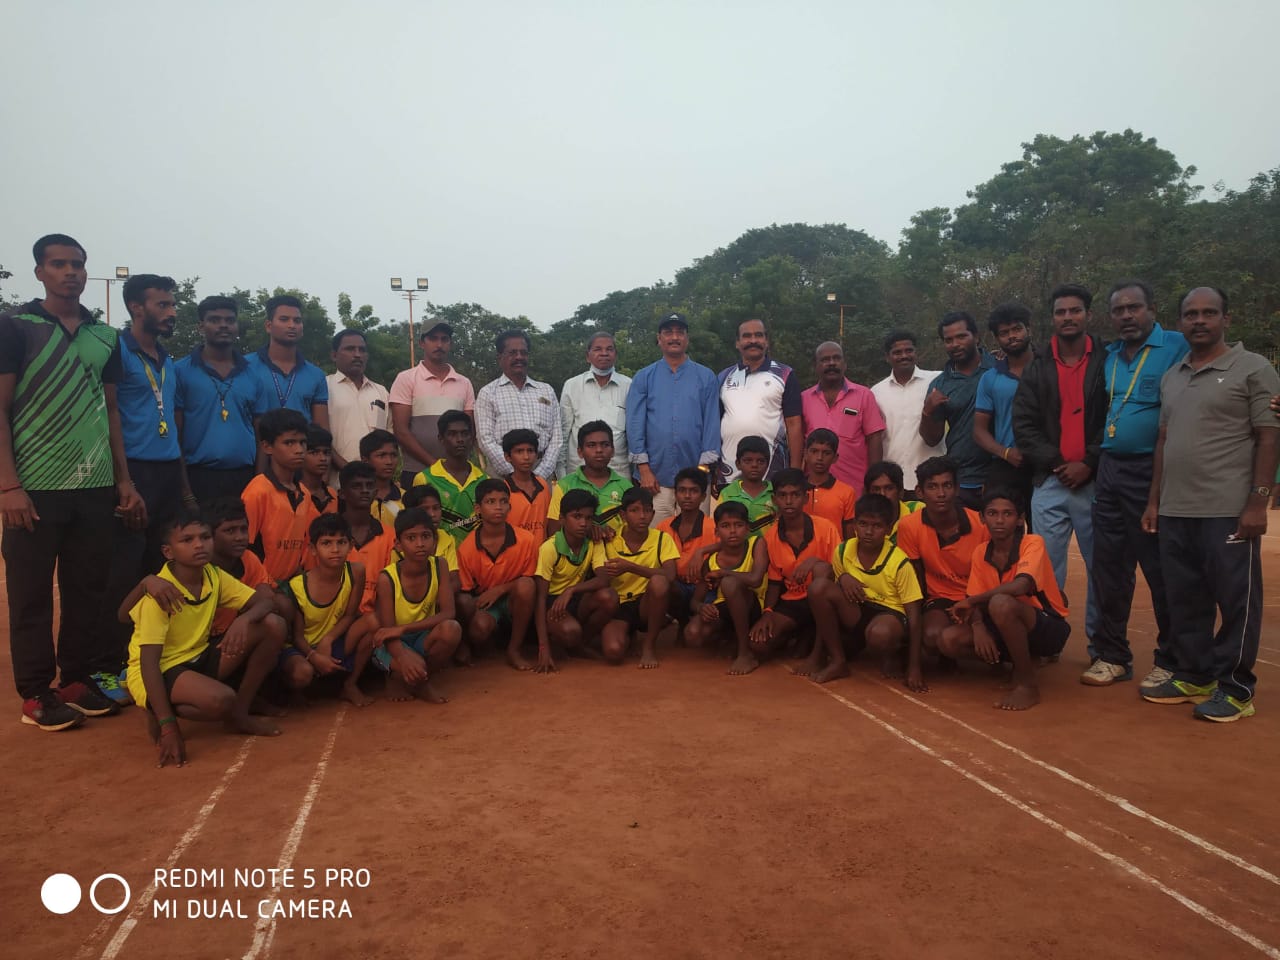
[1011,284,1107,648]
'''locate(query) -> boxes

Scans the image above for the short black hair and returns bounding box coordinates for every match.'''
[1179,286,1229,315]
[938,311,978,338]
[331,328,366,352]
[257,408,308,444]
[265,294,303,322]
[805,428,839,451]
[394,507,436,538]
[915,455,959,487]
[305,425,332,450]
[496,329,530,354]
[122,274,176,308]
[403,484,441,509]
[338,461,377,488]
[159,508,210,544]
[197,295,238,321]
[674,466,709,494]
[474,478,509,503]
[502,429,539,455]
[1050,283,1093,311]
[33,234,85,265]
[437,409,474,437]
[560,488,599,515]
[309,513,351,543]
[772,468,807,494]
[1107,279,1154,307]
[987,303,1031,336]
[577,419,613,448]
[621,486,653,510]
[981,487,1025,515]
[202,497,247,532]
[713,500,749,524]
[735,436,770,460]
[854,493,895,526]
[864,460,905,494]
[882,329,917,353]
[359,428,397,459]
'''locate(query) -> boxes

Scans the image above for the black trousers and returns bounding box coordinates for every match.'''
[1089,453,1172,670]
[957,486,984,513]
[1159,515,1261,701]
[4,486,116,699]
[187,464,256,505]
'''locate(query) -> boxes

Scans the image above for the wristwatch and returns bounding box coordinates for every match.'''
[1252,485,1272,498]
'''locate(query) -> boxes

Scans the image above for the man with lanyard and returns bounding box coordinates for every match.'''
[1,234,142,730]
[626,312,721,523]
[1081,281,1188,688]
[246,294,329,427]
[920,311,994,511]
[326,328,388,484]
[716,318,803,487]
[389,322,476,489]
[801,340,885,493]
[175,295,270,502]
[559,331,632,478]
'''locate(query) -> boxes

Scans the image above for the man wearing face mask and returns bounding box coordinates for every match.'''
[559,332,632,478]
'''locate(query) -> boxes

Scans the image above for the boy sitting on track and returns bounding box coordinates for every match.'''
[125,510,286,768]
[372,508,462,703]
[281,514,375,707]
[803,494,926,689]
[684,501,768,666]
[657,466,718,631]
[802,429,856,538]
[502,428,552,541]
[592,486,679,668]
[742,469,841,676]
[533,489,619,673]
[718,436,777,533]
[456,479,539,671]
[939,489,1070,711]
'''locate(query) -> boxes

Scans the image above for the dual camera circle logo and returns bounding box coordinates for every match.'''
[41,873,131,915]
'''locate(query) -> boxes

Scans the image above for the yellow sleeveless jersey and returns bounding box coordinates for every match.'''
[708,537,766,604]
[287,562,354,647]
[383,559,440,625]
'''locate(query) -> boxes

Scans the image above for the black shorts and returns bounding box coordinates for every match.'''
[707,596,763,629]
[923,597,957,614]
[982,608,1071,660]
[844,602,908,656]
[546,591,583,620]
[149,644,222,713]
[669,581,697,622]
[615,598,645,629]
[772,597,814,632]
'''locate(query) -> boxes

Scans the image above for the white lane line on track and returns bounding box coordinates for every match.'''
[1257,657,1280,668]
[864,676,1280,886]
[811,683,1280,959]
[242,705,346,960]
[89,738,257,960]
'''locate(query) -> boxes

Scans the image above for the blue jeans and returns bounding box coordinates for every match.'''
[1030,474,1098,641]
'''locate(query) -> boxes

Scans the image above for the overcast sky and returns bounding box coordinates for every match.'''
[4,0,1277,330]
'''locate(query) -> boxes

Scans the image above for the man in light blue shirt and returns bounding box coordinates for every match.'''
[625,312,720,523]
[1082,280,1189,689]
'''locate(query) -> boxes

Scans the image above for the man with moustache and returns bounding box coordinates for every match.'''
[717,318,803,486]
[871,330,942,493]
[389,321,476,489]
[1081,281,1189,689]
[1141,287,1279,722]
[325,329,389,483]
[800,341,885,493]
[920,311,994,511]
[245,294,329,427]
[474,330,562,479]
[973,303,1035,516]
[1012,283,1107,646]
[559,331,632,477]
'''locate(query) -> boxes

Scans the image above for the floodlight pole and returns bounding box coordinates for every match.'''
[390,277,430,366]
[90,266,131,326]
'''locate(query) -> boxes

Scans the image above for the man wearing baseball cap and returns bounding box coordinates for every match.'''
[389,321,476,488]
[625,312,720,522]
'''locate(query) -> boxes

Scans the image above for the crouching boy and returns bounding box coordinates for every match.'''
[683,501,768,665]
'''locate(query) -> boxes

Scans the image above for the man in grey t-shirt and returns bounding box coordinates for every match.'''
[1140,287,1280,723]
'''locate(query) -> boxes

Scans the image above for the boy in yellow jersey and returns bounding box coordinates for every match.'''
[864,461,922,545]
[533,488,619,672]
[592,487,679,668]
[402,484,468,661]
[281,515,375,707]
[126,510,287,767]
[372,508,462,704]
[803,494,925,688]
[684,501,768,662]
[717,436,776,533]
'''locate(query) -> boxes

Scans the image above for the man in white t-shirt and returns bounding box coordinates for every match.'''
[869,329,942,492]
[716,318,803,487]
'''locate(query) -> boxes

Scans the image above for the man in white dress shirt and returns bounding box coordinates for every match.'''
[870,329,943,493]
[325,329,388,483]
[559,332,632,477]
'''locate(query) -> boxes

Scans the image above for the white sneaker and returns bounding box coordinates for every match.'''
[1141,666,1174,689]
[1081,660,1133,686]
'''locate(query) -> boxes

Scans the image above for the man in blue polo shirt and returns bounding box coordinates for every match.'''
[1082,280,1189,689]
[920,311,994,511]
[245,294,329,426]
[973,303,1035,517]
[175,295,271,502]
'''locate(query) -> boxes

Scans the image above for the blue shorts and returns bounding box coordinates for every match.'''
[280,635,354,673]
[373,631,428,672]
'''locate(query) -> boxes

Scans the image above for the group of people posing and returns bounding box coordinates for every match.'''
[3,234,1277,766]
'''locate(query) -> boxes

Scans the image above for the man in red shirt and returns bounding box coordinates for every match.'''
[1011,284,1107,647]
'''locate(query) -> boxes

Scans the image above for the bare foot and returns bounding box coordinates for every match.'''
[226,713,282,736]
[411,679,448,704]
[813,661,851,684]
[340,681,374,707]
[995,683,1040,711]
[507,649,534,671]
[453,641,473,667]
[794,657,822,678]
[728,654,760,676]
[386,674,414,702]
[251,697,288,717]
[639,647,659,669]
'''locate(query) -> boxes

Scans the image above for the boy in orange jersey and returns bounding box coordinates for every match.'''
[242,408,317,582]
[657,467,717,632]
[802,429,856,538]
[360,428,404,526]
[502,428,551,541]
[337,463,397,614]
[301,424,338,515]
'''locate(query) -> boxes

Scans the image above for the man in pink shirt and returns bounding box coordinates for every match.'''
[388,322,476,488]
[800,341,885,492]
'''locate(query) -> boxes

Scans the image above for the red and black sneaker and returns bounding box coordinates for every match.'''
[58,680,121,717]
[22,690,87,731]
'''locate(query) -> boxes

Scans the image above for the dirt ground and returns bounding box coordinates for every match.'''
[2,534,1278,960]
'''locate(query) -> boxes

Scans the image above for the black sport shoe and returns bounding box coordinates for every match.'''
[22,690,87,731]
[58,680,121,717]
